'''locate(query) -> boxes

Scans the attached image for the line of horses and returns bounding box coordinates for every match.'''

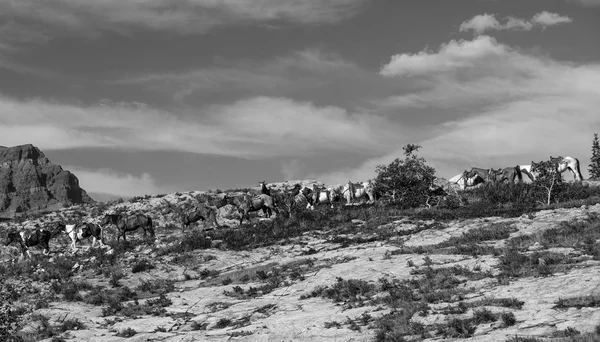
[3,212,155,260]
[449,156,584,190]
[2,179,380,259]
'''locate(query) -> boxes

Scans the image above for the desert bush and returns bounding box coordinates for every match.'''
[501,312,517,327]
[0,279,24,341]
[131,259,155,273]
[301,277,377,304]
[137,279,175,294]
[374,144,436,208]
[58,318,86,332]
[115,327,137,337]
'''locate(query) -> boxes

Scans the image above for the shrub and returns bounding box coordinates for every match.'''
[374,144,436,208]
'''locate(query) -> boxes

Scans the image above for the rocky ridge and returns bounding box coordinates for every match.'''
[0,144,94,218]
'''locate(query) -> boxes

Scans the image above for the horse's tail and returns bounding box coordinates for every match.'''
[521,169,535,182]
[147,217,155,236]
[99,224,105,244]
[575,158,583,181]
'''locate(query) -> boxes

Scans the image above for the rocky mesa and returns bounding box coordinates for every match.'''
[0,144,94,218]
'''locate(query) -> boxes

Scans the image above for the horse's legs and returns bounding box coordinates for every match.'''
[212,212,220,228]
[568,167,577,181]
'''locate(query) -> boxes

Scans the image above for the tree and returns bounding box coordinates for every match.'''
[531,159,564,205]
[589,133,600,180]
[373,144,436,208]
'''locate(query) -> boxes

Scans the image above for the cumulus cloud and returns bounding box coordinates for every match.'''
[460,12,571,35]
[317,35,600,184]
[380,35,507,77]
[0,0,369,39]
[0,95,401,159]
[531,11,573,27]
[63,166,166,198]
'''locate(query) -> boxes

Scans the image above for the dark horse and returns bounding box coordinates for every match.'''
[4,228,53,259]
[101,213,154,242]
[166,199,223,232]
[491,165,523,184]
[259,180,276,217]
[224,193,278,225]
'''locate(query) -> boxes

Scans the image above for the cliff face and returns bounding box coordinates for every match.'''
[0,144,94,217]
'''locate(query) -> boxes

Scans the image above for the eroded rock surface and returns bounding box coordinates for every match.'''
[0,144,94,217]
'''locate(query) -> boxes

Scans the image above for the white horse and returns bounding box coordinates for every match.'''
[342,180,376,205]
[518,165,536,182]
[552,156,584,181]
[307,184,337,209]
[520,156,583,182]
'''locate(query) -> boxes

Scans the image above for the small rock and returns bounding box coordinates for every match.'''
[528,242,544,251]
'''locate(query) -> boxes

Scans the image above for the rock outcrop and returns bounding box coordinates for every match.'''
[0,144,94,217]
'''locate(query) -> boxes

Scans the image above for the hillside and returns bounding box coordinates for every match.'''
[3,185,600,342]
[0,144,94,218]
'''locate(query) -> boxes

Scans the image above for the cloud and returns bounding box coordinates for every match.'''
[567,0,600,7]
[63,166,166,198]
[531,11,573,27]
[316,35,600,184]
[459,12,571,35]
[380,35,507,77]
[0,95,401,160]
[113,49,356,102]
[0,0,369,40]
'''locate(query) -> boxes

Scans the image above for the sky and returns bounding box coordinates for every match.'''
[1,0,599,201]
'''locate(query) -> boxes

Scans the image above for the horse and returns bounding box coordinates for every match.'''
[462,167,496,187]
[551,156,584,181]
[4,228,52,259]
[518,165,536,182]
[491,165,522,184]
[327,184,345,203]
[224,193,278,225]
[342,180,376,205]
[258,181,278,217]
[448,173,484,190]
[302,184,338,210]
[165,200,220,232]
[286,183,303,210]
[53,222,104,251]
[115,213,155,243]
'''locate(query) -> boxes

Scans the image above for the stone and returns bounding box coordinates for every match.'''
[0,144,94,218]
